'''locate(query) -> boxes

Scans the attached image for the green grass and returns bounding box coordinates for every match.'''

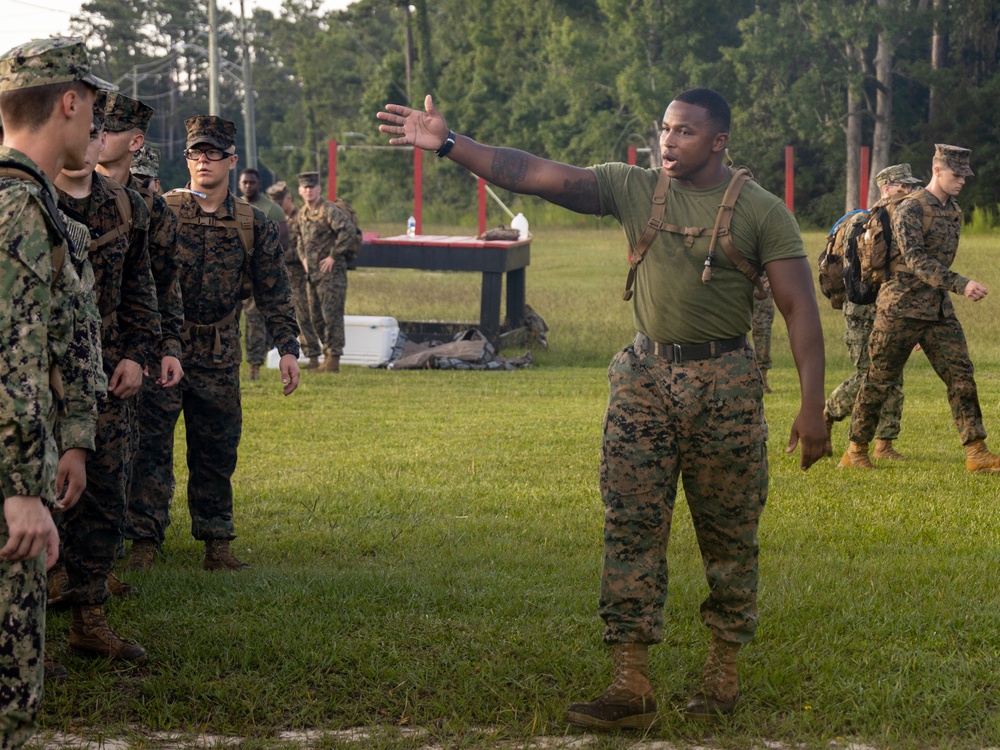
[37,226,1000,749]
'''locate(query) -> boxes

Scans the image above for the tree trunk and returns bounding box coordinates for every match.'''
[929,0,947,124]
[868,0,894,203]
[845,43,863,213]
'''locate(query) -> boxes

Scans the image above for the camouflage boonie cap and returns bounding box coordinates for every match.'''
[298,171,320,188]
[934,143,974,177]
[0,37,113,92]
[266,181,289,202]
[104,91,153,133]
[131,144,159,177]
[876,163,922,188]
[92,88,109,130]
[184,115,236,150]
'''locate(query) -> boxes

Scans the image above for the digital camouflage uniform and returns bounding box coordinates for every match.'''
[241,192,286,366]
[267,183,321,359]
[588,162,805,647]
[295,172,357,359]
[127,116,300,547]
[57,168,160,606]
[849,151,983,448]
[750,278,773,372]
[0,36,105,750]
[130,145,159,181]
[826,203,904,441]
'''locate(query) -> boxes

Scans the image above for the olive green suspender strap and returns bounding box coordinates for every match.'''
[0,161,71,412]
[621,166,767,302]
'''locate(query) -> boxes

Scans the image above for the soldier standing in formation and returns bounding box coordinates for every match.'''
[0,37,104,749]
[295,170,359,373]
[267,180,322,369]
[130,145,161,195]
[825,163,920,462]
[52,87,160,663]
[841,145,1000,472]
[238,167,289,381]
[126,116,300,572]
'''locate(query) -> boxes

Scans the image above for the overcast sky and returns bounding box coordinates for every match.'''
[3,0,352,57]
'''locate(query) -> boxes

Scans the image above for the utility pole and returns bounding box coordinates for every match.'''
[208,0,220,115]
[240,0,257,168]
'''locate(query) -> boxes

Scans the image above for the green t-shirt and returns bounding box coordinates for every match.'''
[589,162,805,344]
[248,193,287,225]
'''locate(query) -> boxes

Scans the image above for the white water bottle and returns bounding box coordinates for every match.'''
[511,212,529,240]
[406,215,416,236]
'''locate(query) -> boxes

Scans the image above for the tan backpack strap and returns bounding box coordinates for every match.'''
[623,168,671,301]
[88,181,134,252]
[704,168,767,299]
[180,309,238,363]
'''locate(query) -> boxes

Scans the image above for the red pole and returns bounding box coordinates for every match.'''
[478,178,487,235]
[784,146,794,213]
[628,145,636,166]
[414,147,423,235]
[328,140,337,201]
[860,146,870,209]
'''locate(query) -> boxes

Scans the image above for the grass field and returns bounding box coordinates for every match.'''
[38,225,1000,749]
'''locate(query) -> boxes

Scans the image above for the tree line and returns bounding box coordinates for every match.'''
[71,0,1000,230]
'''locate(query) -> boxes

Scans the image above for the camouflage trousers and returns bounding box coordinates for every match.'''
[241,295,272,367]
[288,260,322,359]
[849,312,985,446]
[305,266,347,357]
[61,392,137,605]
[598,341,768,645]
[126,365,242,544]
[826,310,904,440]
[751,290,774,371]
[0,532,45,750]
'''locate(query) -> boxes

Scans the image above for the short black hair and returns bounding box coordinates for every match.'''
[240,167,260,179]
[674,88,731,133]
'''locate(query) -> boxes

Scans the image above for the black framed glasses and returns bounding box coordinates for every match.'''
[184,147,234,162]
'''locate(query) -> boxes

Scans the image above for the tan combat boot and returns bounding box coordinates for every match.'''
[301,356,320,370]
[965,439,1000,473]
[125,540,157,571]
[760,369,772,394]
[47,562,70,609]
[838,441,874,469]
[873,439,907,461]
[204,539,250,571]
[823,407,836,456]
[44,652,68,680]
[684,633,742,720]
[318,354,340,373]
[69,604,148,663]
[247,364,261,381]
[563,642,659,731]
[107,572,138,599]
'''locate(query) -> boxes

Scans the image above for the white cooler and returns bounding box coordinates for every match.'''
[266,315,399,368]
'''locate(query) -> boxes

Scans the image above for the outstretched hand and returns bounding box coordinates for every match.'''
[377,95,451,152]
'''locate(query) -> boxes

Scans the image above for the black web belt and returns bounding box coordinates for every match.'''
[633,332,747,363]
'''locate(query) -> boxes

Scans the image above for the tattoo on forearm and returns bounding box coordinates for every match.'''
[491,149,529,187]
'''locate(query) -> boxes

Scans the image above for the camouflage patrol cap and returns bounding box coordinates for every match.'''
[104,91,153,133]
[298,171,320,188]
[92,88,109,130]
[934,143,974,177]
[0,37,112,92]
[876,163,922,188]
[131,144,159,177]
[266,181,289,202]
[184,115,236,150]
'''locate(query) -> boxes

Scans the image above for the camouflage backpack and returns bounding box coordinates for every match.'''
[817,208,868,309]
[333,197,362,263]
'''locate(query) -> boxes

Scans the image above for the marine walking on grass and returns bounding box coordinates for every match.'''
[377,87,827,729]
[824,163,919,461]
[841,144,1000,472]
